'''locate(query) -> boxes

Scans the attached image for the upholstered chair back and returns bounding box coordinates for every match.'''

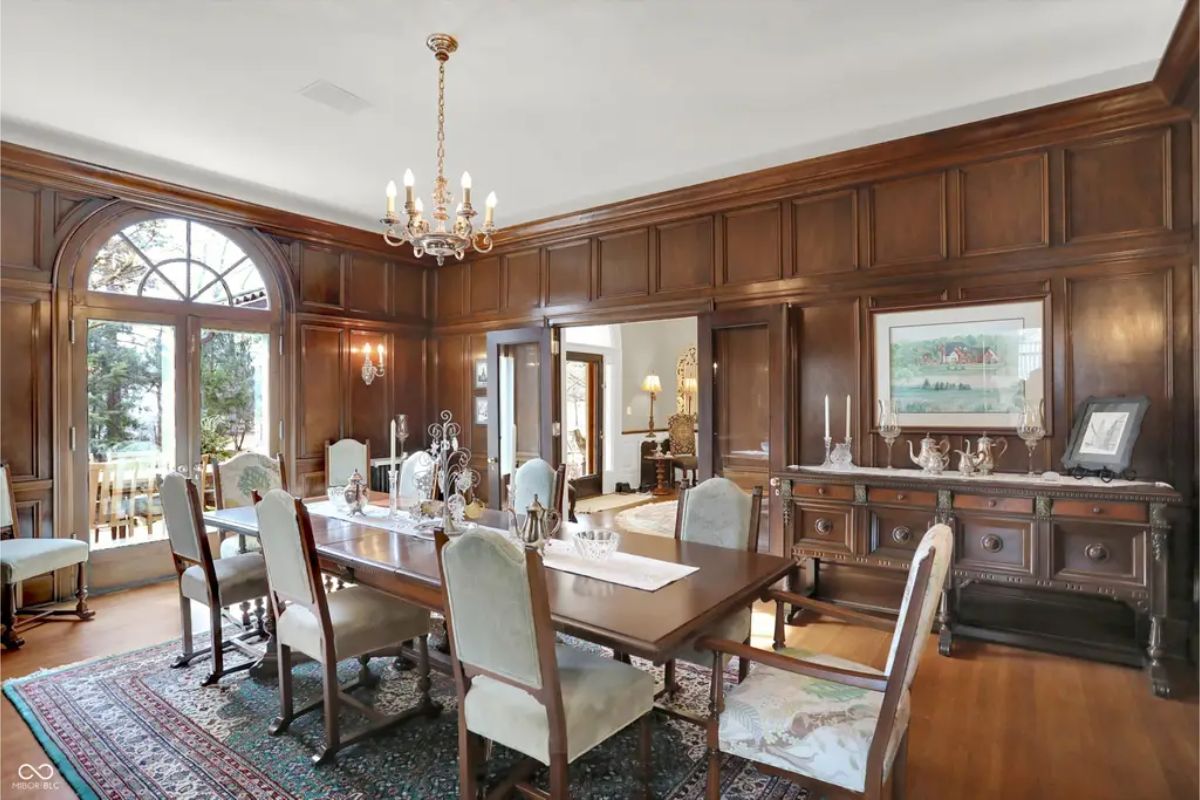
[214,452,283,509]
[0,463,14,531]
[326,438,369,487]
[678,477,756,551]
[255,489,318,606]
[399,450,435,499]
[885,523,953,690]
[160,472,205,563]
[441,528,544,689]
[513,458,556,515]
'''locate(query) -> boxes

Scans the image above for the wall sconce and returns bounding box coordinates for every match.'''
[361,343,385,386]
[641,373,662,438]
[682,377,698,415]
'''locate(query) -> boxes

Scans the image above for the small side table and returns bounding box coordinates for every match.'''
[645,454,674,496]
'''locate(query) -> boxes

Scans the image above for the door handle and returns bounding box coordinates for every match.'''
[487,457,498,464]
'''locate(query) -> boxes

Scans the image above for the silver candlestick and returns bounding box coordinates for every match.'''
[821,436,833,467]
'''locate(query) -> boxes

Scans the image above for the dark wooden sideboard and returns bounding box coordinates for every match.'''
[776,466,1184,697]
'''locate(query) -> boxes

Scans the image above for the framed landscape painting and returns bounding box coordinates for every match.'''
[873,300,1044,429]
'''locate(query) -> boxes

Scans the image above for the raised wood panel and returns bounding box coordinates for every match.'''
[869,172,947,267]
[655,216,713,293]
[546,240,591,306]
[348,329,390,453]
[792,190,857,276]
[597,229,649,300]
[393,265,426,319]
[960,153,1049,256]
[436,262,466,320]
[0,179,40,273]
[503,249,542,312]
[722,203,782,285]
[298,243,344,309]
[391,331,427,444]
[469,256,501,314]
[1065,130,1172,242]
[298,324,344,458]
[798,301,859,466]
[1067,270,1171,481]
[0,291,49,481]
[435,335,468,432]
[346,253,390,316]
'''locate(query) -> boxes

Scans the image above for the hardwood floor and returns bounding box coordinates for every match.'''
[1,581,1195,799]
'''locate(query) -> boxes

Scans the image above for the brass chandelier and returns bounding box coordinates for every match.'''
[381,34,496,264]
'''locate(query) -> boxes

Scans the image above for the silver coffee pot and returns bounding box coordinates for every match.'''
[342,469,369,514]
[973,432,1008,476]
[908,433,951,474]
[505,494,562,553]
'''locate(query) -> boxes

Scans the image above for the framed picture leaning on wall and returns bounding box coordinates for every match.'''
[873,299,1045,430]
[1061,395,1149,476]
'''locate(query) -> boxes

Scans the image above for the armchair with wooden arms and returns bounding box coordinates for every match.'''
[697,524,953,800]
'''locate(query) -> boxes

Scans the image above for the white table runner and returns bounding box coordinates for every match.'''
[305,501,437,538]
[540,538,698,592]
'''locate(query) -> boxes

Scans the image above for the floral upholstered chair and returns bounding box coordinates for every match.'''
[698,524,954,800]
[212,452,286,558]
[435,528,654,798]
[657,477,762,697]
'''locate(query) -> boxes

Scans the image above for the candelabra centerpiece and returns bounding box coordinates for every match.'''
[427,410,479,533]
[380,34,497,265]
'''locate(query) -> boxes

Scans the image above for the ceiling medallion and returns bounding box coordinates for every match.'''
[380,33,496,265]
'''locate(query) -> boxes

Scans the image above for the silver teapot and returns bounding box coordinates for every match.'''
[342,469,369,514]
[973,432,1008,476]
[505,494,562,553]
[908,433,951,474]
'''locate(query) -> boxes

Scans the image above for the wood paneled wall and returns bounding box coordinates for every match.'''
[0,148,430,579]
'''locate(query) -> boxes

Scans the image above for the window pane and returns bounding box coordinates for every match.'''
[191,264,231,306]
[190,221,247,272]
[87,321,175,550]
[200,329,271,458]
[223,259,267,307]
[89,237,149,294]
[125,218,187,265]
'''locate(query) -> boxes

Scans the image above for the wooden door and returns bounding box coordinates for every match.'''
[698,305,789,554]
[564,351,604,498]
[485,327,558,508]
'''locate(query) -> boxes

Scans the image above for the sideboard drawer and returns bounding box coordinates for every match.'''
[955,515,1034,575]
[792,482,854,502]
[1049,521,1146,588]
[1053,499,1146,523]
[867,488,937,508]
[953,494,1033,515]
[793,504,853,555]
[867,506,932,559]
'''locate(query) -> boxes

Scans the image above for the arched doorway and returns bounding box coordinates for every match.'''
[61,207,289,588]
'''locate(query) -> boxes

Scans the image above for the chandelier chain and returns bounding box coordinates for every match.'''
[436,60,446,187]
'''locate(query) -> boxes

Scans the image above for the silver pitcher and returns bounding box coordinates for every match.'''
[973,432,1008,476]
[908,433,951,474]
[954,438,984,476]
[342,469,369,514]
[505,494,562,553]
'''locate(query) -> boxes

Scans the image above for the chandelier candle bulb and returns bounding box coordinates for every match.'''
[461,171,471,205]
[385,180,397,216]
[485,191,497,225]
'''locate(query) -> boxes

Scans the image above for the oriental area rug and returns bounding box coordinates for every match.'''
[4,633,808,800]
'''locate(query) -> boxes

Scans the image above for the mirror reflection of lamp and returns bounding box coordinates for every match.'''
[641,374,663,438]
[682,377,698,415]
[361,343,386,385]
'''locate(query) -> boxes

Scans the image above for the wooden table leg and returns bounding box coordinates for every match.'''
[652,459,670,497]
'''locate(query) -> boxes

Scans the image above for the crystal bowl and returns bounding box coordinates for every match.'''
[573,528,620,561]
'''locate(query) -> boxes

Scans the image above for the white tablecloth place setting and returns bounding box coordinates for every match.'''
[540,537,698,592]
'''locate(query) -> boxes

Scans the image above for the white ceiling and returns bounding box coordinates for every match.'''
[0,1,1184,233]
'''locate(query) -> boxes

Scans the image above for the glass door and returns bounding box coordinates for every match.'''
[485,328,558,509]
[564,351,603,498]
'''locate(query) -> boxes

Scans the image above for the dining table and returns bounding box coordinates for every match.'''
[202,494,794,677]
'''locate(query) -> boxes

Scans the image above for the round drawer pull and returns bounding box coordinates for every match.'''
[814,518,833,536]
[987,499,998,508]
[891,526,913,544]
[981,534,1004,553]
[1085,543,1109,562]
[896,493,906,501]
[817,487,827,495]
[1091,506,1103,515]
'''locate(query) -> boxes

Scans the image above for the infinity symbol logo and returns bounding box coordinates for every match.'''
[17,763,54,780]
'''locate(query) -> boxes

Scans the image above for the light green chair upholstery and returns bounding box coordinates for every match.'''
[398,450,435,499]
[440,528,654,771]
[0,461,93,651]
[325,438,369,488]
[511,457,561,515]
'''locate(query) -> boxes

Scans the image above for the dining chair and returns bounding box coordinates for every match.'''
[698,524,954,800]
[161,471,268,685]
[0,460,94,650]
[656,477,762,701]
[666,412,698,487]
[398,449,436,499]
[256,489,436,764]
[324,438,370,488]
[212,451,287,558]
[436,528,655,799]
[511,458,566,515]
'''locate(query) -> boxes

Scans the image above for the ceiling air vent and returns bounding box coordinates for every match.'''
[298,80,372,115]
